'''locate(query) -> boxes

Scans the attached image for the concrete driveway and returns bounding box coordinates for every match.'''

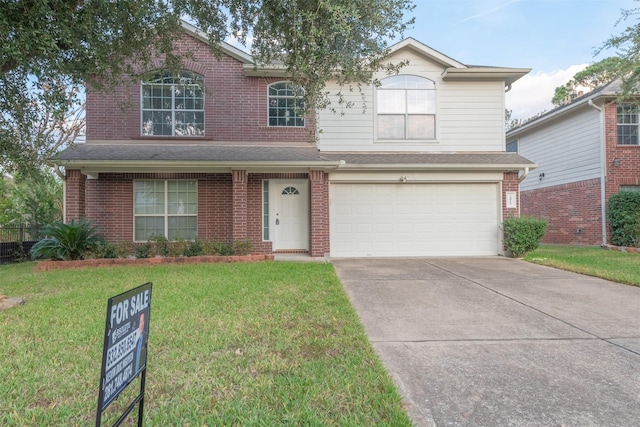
[332,257,640,426]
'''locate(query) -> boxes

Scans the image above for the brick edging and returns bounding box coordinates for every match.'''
[34,254,275,271]
[601,244,640,253]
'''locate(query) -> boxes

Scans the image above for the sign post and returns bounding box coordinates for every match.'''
[96,282,152,427]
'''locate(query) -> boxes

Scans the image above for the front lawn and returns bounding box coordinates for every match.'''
[0,261,411,426]
[525,245,640,286]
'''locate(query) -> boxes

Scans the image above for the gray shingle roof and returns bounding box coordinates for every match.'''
[56,144,535,169]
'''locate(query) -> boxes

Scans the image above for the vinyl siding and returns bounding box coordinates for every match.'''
[316,49,506,152]
[518,106,601,191]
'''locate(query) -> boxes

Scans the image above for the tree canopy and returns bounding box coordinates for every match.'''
[551,2,640,108]
[551,57,630,107]
[599,1,640,95]
[1,0,415,173]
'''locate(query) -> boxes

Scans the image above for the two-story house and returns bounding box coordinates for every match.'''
[57,21,533,258]
[507,79,640,247]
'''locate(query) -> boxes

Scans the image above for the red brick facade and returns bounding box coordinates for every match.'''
[522,178,602,245]
[604,102,640,198]
[64,169,86,221]
[66,171,331,257]
[502,172,520,220]
[86,32,313,143]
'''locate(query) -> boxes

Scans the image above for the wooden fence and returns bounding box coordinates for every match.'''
[0,224,42,264]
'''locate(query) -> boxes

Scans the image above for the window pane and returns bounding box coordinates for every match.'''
[135,217,164,241]
[380,75,435,90]
[168,216,197,240]
[141,71,204,136]
[407,90,436,114]
[377,90,405,114]
[378,115,405,139]
[407,115,435,139]
[134,181,164,214]
[268,82,305,127]
[167,181,197,214]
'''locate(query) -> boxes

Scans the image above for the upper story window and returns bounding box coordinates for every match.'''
[377,75,436,140]
[268,82,305,127]
[617,103,639,145]
[506,140,518,153]
[141,71,204,136]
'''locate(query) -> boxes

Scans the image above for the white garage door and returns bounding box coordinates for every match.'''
[330,183,500,257]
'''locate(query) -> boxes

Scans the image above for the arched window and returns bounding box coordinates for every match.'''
[268,82,305,127]
[281,186,300,195]
[141,71,204,136]
[377,75,435,140]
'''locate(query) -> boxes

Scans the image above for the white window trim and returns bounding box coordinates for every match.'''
[262,179,270,241]
[140,72,205,137]
[374,74,437,143]
[267,81,306,127]
[617,103,640,146]
[133,180,198,242]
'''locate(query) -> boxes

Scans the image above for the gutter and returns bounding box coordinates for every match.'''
[57,159,346,174]
[588,99,607,246]
[333,163,535,172]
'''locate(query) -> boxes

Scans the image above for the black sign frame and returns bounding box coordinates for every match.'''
[96,282,152,427]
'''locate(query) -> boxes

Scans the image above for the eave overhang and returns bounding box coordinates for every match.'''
[56,144,536,176]
[442,67,531,86]
[333,162,536,172]
[56,159,343,174]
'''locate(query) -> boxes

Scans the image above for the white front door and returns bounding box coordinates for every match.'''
[271,180,309,251]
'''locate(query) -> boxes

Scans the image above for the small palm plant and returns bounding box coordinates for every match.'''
[31,219,104,261]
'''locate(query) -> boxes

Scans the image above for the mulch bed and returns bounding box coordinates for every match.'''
[34,254,275,271]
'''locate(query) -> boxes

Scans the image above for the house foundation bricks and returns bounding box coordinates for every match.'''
[65,169,86,222]
[521,178,602,245]
[309,170,330,258]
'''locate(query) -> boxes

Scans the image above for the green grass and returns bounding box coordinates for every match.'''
[0,261,411,426]
[525,245,640,286]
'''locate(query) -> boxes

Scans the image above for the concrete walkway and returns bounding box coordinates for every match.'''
[333,257,640,427]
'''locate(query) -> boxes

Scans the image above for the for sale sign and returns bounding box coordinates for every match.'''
[97,282,152,412]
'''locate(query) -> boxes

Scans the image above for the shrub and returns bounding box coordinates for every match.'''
[607,191,640,247]
[31,219,104,261]
[233,239,253,256]
[90,240,119,259]
[183,239,204,257]
[135,242,152,259]
[148,234,170,257]
[503,216,548,258]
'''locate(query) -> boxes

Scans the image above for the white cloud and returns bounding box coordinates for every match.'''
[505,64,589,121]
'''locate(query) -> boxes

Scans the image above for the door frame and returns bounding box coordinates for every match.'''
[269,179,309,251]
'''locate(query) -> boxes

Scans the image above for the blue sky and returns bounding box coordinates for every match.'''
[402,0,638,120]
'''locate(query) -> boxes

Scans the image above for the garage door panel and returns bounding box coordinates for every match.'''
[330,183,499,257]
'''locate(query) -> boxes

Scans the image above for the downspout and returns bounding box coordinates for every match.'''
[588,99,607,246]
[518,167,530,183]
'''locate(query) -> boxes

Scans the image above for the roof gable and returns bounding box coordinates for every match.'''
[180,20,254,65]
[388,38,466,69]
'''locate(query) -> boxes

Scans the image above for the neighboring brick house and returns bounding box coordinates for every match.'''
[506,79,640,246]
[57,21,534,258]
